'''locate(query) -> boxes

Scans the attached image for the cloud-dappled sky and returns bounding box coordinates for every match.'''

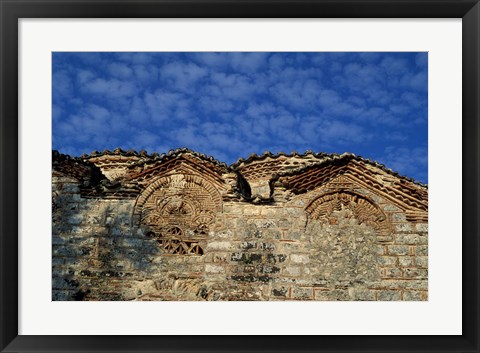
[52,52,428,183]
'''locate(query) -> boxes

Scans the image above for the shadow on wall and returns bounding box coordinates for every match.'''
[52,184,162,301]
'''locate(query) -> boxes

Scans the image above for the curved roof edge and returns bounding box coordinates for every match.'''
[232,151,427,188]
[82,147,230,170]
[55,148,427,188]
[231,150,328,168]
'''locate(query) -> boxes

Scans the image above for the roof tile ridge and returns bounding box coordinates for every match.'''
[272,153,427,188]
[352,155,428,188]
[231,150,330,169]
[85,148,143,158]
[124,147,230,170]
[53,150,88,164]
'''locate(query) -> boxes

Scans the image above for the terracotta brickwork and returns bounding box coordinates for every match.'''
[52,149,428,301]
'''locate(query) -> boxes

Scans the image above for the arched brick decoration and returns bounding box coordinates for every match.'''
[305,191,390,236]
[132,173,222,239]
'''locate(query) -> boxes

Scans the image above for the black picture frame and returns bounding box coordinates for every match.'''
[1,1,479,352]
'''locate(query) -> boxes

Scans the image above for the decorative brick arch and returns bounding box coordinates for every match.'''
[305,190,390,236]
[132,173,222,240]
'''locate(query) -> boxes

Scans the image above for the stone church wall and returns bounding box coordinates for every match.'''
[52,151,428,301]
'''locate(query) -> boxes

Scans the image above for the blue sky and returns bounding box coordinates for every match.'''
[52,52,428,183]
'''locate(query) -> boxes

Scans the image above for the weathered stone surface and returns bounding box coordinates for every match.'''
[52,149,428,301]
[398,256,415,267]
[403,290,427,301]
[377,290,401,301]
[387,245,410,256]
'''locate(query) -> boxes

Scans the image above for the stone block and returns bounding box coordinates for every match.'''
[384,268,403,278]
[240,241,257,250]
[419,235,428,244]
[111,227,125,236]
[244,206,262,216]
[368,280,405,290]
[52,257,65,265]
[387,245,410,255]
[261,207,282,216]
[395,223,413,233]
[244,265,256,273]
[395,234,424,245]
[348,287,376,301]
[121,238,144,248]
[258,265,281,274]
[271,286,289,298]
[403,280,428,290]
[292,287,313,300]
[214,229,234,239]
[230,253,262,264]
[67,214,84,226]
[229,275,271,283]
[266,254,287,264]
[262,229,282,240]
[62,183,80,193]
[244,226,262,239]
[249,219,276,229]
[403,268,428,279]
[52,235,66,245]
[52,246,80,258]
[290,254,310,264]
[391,213,407,222]
[207,241,233,251]
[403,290,427,301]
[416,256,428,268]
[377,290,401,301]
[52,290,72,301]
[398,256,415,267]
[71,194,82,202]
[284,207,305,217]
[314,289,349,301]
[283,266,302,276]
[376,235,394,243]
[284,231,304,241]
[212,254,228,263]
[377,256,397,266]
[86,214,103,225]
[260,242,275,251]
[52,277,79,290]
[415,223,428,233]
[223,204,244,215]
[416,245,428,256]
[224,218,239,229]
[278,218,292,228]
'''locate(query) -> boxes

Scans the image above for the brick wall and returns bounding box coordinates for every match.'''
[52,172,428,301]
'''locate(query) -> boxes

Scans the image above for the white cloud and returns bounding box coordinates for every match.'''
[77,70,95,85]
[133,64,159,83]
[228,52,268,73]
[108,62,133,79]
[160,61,208,91]
[116,52,153,64]
[52,70,73,98]
[381,146,428,182]
[81,78,136,98]
[380,56,409,75]
[191,52,229,68]
[209,72,258,101]
[143,90,187,123]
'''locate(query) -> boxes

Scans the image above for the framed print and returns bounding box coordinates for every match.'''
[1,1,479,352]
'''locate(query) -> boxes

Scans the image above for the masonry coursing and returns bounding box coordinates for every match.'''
[52,149,428,301]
